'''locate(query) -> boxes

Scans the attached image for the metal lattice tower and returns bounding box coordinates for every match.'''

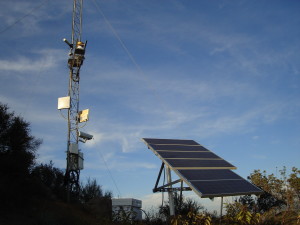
[71,0,83,44]
[66,0,83,194]
[59,0,89,200]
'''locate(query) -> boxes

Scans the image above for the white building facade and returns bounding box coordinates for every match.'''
[112,198,142,221]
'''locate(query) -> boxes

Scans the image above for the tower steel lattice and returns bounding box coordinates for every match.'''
[64,0,87,199]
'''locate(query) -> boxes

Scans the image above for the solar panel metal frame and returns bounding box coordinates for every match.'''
[142,138,263,198]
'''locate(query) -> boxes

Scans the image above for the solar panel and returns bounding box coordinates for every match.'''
[144,138,236,170]
[177,169,262,197]
[142,138,263,198]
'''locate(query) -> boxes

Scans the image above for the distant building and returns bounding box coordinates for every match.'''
[112,198,142,221]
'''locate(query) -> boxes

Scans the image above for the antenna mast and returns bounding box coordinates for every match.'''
[58,0,92,200]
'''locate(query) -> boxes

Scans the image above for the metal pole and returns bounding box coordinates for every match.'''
[179,180,183,211]
[166,166,175,216]
[219,196,223,225]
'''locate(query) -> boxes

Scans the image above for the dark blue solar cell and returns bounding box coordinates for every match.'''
[165,159,236,168]
[149,144,210,152]
[177,169,241,180]
[158,151,220,159]
[143,138,199,145]
[190,180,262,197]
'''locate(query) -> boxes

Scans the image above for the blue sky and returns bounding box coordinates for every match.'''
[0,0,300,212]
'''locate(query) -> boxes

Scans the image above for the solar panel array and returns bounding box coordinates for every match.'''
[142,138,262,198]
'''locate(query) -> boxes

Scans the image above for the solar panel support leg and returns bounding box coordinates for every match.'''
[153,162,164,192]
[219,196,223,225]
[166,166,175,216]
[179,180,183,210]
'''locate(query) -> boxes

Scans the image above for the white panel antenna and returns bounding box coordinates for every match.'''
[58,96,70,109]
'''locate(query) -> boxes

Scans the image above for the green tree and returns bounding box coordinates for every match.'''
[248,169,286,213]
[31,161,66,200]
[288,167,300,209]
[0,103,42,209]
[80,177,112,203]
[80,178,113,222]
[226,167,300,224]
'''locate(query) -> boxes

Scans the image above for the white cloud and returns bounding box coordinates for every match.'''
[36,144,66,168]
[0,95,25,111]
[80,99,286,158]
[0,49,65,72]
[85,131,106,148]
[141,193,163,211]
[85,129,142,153]
[0,1,71,36]
[84,155,156,171]
[116,161,156,170]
